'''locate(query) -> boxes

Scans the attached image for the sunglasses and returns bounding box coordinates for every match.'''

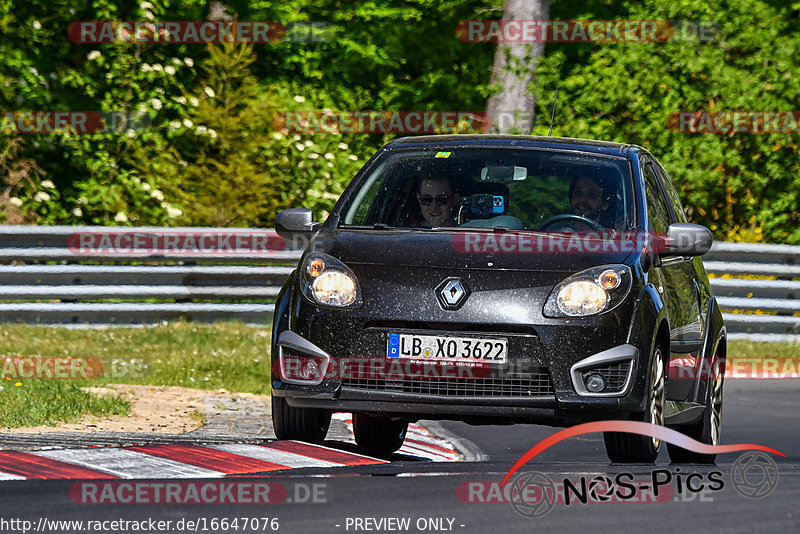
[419,195,451,207]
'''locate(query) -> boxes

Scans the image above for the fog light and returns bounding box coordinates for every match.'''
[279,352,328,385]
[585,373,606,392]
[303,360,319,380]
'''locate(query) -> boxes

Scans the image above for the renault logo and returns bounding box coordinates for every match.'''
[436,278,469,310]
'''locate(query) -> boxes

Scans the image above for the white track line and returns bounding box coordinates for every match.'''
[33,448,224,479]
[208,444,342,469]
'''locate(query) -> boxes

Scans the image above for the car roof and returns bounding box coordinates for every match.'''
[386,134,637,158]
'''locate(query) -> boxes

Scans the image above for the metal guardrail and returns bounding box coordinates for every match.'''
[0,225,301,325]
[705,241,800,342]
[0,226,798,340]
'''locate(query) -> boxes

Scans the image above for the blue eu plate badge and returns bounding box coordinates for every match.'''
[388,333,400,358]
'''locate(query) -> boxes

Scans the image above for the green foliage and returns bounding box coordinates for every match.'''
[129,42,364,226]
[0,137,43,223]
[533,0,800,243]
[1,0,799,243]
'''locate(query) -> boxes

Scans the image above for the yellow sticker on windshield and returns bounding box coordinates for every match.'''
[435,151,452,158]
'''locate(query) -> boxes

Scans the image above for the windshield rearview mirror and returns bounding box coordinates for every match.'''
[480,165,527,182]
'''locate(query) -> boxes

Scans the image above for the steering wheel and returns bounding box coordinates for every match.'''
[536,214,606,232]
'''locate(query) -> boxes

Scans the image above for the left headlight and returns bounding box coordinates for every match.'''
[300,252,362,308]
[543,265,632,317]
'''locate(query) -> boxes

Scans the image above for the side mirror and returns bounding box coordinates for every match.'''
[275,208,321,241]
[661,223,713,257]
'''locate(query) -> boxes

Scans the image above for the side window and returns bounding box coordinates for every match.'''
[655,163,689,223]
[642,163,672,235]
[344,164,386,224]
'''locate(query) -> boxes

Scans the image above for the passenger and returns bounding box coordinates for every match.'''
[417,176,461,227]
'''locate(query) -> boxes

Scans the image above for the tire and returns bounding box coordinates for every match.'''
[353,413,408,454]
[272,395,331,443]
[667,352,724,464]
[604,343,666,463]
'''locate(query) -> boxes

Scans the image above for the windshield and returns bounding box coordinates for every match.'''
[340,147,635,232]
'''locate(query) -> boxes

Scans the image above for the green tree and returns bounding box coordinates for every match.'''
[531,0,800,243]
[129,42,363,226]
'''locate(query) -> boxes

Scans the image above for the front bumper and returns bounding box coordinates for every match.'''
[272,327,646,426]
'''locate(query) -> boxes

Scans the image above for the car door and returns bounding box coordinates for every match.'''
[642,158,703,400]
[653,160,709,399]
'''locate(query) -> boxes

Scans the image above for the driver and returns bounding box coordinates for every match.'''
[417,176,461,227]
[569,175,610,222]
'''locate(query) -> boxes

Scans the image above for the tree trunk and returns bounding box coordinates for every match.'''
[485,0,551,134]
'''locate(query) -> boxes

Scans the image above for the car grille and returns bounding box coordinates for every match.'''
[582,361,630,392]
[341,369,554,397]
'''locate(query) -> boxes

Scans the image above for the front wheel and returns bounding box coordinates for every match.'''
[604,343,666,463]
[272,395,331,443]
[668,352,724,464]
[353,413,408,454]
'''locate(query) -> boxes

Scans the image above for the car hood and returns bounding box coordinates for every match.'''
[308,229,634,272]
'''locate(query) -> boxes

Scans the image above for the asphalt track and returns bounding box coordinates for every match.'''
[0,380,796,533]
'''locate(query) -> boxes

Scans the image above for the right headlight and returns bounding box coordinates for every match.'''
[300,252,362,308]
[543,265,632,317]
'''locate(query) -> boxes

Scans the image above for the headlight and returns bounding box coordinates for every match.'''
[312,271,357,306]
[300,252,362,308]
[555,281,608,315]
[543,265,632,317]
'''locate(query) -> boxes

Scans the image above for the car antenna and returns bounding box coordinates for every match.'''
[548,87,559,137]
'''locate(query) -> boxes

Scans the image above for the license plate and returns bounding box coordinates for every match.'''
[387,333,507,363]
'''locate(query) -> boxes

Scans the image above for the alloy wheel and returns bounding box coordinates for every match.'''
[649,346,665,450]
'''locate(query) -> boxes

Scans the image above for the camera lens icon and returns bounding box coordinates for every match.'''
[507,471,557,518]
[731,451,779,499]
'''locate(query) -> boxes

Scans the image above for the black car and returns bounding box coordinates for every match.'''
[271,135,725,463]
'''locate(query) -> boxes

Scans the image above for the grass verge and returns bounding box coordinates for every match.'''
[0,326,794,428]
[727,340,800,362]
[0,322,271,427]
[0,380,131,427]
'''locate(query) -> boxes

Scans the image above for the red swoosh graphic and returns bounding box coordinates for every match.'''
[502,420,785,486]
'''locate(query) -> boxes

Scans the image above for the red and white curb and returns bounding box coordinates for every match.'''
[0,441,387,480]
[332,414,462,462]
[0,421,461,480]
